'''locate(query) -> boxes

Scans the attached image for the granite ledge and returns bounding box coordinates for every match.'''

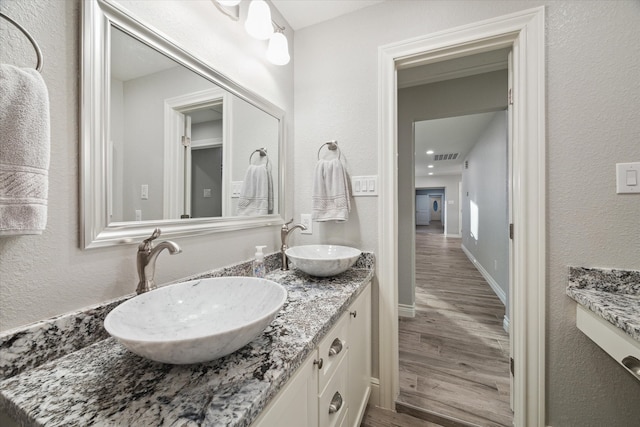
[566,266,640,343]
[0,254,374,427]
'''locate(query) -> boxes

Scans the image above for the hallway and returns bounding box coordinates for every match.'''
[396,226,512,426]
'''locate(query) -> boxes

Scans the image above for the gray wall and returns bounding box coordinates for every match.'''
[293,1,640,425]
[461,111,509,310]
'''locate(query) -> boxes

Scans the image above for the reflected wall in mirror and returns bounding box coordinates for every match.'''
[82,0,285,248]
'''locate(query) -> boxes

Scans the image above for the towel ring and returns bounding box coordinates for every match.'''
[317,140,341,160]
[0,13,44,72]
[249,148,269,165]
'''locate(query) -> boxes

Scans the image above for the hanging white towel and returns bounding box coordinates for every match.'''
[312,158,350,222]
[0,64,50,235]
[237,164,273,216]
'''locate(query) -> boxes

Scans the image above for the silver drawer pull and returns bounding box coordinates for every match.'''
[314,358,324,369]
[328,338,343,357]
[622,356,640,380]
[328,391,343,414]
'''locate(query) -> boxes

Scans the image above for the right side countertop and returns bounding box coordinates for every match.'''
[566,267,640,343]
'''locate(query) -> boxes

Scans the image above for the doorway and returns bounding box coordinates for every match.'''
[376,8,545,426]
[416,188,445,232]
[403,107,511,424]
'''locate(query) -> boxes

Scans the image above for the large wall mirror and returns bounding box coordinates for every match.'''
[81,0,285,248]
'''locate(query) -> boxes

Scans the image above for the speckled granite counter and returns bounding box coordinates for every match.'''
[0,253,374,426]
[566,267,640,343]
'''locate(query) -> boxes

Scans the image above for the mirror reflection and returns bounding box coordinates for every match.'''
[108,27,279,223]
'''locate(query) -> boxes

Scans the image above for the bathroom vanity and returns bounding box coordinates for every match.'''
[0,254,374,427]
[566,267,640,383]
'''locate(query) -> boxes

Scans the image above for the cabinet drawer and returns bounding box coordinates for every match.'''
[319,354,348,427]
[318,312,349,393]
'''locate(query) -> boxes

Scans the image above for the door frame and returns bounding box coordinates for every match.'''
[377,7,545,426]
[163,87,230,219]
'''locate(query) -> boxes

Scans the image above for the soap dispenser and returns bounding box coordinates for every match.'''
[253,245,267,278]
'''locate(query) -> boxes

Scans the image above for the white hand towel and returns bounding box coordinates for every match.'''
[237,164,273,216]
[0,64,50,235]
[312,158,351,222]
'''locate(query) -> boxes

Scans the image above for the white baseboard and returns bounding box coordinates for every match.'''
[368,377,380,407]
[398,303,415,318]
[461,243,506,305]
[503,315,510,334]
[446,233,462,238]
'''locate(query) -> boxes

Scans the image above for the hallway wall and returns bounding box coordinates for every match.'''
[461,111,509,310]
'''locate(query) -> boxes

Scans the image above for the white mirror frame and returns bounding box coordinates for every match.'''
[80,0,286,249]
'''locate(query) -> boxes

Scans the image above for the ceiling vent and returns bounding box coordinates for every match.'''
[434,153,459,161]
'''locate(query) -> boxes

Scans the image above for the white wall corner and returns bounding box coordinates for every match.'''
[398,304,416,318]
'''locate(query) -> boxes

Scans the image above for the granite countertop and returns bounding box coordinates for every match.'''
[0,253,374,427]
[566,266,640,343]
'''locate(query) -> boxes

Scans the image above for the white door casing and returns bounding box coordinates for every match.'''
[377,7,545,426]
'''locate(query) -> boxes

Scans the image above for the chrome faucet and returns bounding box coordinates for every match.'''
[281,218,307,270]
[136,228,182,294]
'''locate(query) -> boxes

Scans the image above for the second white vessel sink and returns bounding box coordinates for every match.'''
[104,277,287,364]
[285,244,361,277]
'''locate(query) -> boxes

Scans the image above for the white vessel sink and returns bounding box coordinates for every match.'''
[104,277,287,364]
[285,245,361,277]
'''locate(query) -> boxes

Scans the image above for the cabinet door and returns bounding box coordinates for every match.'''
[252,350,319,427]
[347,283,372,427]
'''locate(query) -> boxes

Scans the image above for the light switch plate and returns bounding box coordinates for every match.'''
[351,175,378,196]
[616,162,640,194]
[300,214,312,234]
[141,184,149,200]
[231,181,243,198]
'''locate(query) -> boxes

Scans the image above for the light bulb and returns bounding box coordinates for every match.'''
[245,0,273,40]
[267,32,290,65]
[217,0,241,5]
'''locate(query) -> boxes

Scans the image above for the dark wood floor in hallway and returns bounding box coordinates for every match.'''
[395,224,512,426]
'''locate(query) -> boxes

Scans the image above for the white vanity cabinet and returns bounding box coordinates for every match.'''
[253,283,371,427]
[347,283,372,427]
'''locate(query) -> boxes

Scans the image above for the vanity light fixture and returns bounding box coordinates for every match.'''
[213,0,289,66]
[245,0,274,40]
[428,172,434,176]
[427,164,434,168]
[267,24,290,65]
[426,150,434,155]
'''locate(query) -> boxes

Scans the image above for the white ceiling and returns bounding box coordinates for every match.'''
[414,112,499,177]
[270,0,385,31]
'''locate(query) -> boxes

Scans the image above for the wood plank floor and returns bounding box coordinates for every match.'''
[361,405,445,427]
[394,223,513,426]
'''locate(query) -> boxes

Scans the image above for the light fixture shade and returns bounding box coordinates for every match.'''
[245,0,273,40]
[217,0,241,6]
[267,32,290,65]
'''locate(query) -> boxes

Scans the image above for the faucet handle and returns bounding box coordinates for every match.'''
[284,218,294,227]
[145,228,161,243]
[140,228,161,250]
